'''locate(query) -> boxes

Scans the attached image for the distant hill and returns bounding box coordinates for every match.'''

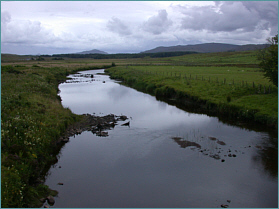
[142,43,269,53]
[75,49,108,54]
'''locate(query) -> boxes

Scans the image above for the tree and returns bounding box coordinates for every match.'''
[258,34,278,87]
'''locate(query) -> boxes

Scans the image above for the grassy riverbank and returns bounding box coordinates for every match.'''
[1,64,79,207]
[1,63,115,207]
[1,50,277,207]
[106,65,277,127]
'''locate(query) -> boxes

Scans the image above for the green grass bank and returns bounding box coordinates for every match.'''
[106,65,278,128]
[1,64,113,207]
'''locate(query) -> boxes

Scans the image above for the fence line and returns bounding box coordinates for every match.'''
[134,69,275,94]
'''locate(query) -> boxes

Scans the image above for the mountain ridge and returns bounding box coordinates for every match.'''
[75,49,108,54]
[141,43,269,53]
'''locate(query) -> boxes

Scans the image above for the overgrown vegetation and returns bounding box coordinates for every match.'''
[1,64,82,207]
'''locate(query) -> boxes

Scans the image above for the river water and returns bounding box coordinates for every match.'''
[45,69,277,208]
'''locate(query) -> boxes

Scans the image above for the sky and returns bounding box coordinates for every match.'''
[1,1,278,55]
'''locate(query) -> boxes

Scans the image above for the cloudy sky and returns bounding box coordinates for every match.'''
[1,1,278,55]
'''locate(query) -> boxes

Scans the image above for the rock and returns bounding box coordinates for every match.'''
[227,200,231,203]
[232,154,236,157]
[121,121,130,126]
[96,131,109,137]
[221,204,229,208]
[118,115,128,121]
[57,182,64,185]
[172,137,183,140]
[221,159,225,162]
[209,137,217,141]
[210,154,221,160]
[62,137,69,142]
[47,196,55,205]
[172,137,201,149]
[217,140,226,145]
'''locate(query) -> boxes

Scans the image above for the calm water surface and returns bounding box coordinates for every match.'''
[45,69,278,208]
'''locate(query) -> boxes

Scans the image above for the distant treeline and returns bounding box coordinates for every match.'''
[51,51,198,59]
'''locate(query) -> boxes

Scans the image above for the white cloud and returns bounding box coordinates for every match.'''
[180,2,260,32]
[142,9,173,35]
[1,12,57,46]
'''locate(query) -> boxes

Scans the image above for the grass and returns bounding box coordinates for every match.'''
[106,64,277,127]
[1,64,83,207]
[168,50,259,65]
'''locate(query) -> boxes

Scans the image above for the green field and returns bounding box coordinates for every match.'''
[106,63,277,127]
[168,50,259,65]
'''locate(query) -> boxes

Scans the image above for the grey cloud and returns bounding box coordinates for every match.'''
[242,1,278,33]
[180,1,277,33]
[106,17,131,36]
[1,12,58,48]
[142,10,172,35]
[1,11,11,25]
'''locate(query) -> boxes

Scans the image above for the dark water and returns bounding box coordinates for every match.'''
[45,69,278,208]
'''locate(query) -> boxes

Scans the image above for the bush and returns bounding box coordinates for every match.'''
[227,95,231,103]
[258,34,278,87]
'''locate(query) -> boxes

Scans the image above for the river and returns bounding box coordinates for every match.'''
[44,69,277,208]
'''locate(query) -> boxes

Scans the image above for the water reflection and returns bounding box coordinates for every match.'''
[45,69,278,208]
[252,133,278,179]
